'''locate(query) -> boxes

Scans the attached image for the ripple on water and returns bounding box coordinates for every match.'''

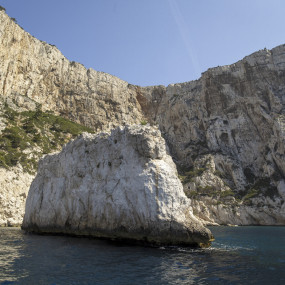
[0,227,285,284]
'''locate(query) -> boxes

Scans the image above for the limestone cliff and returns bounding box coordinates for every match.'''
[0,10,144,131]
[22,125,213,247]
[1,8,285,226]
[138,47,285,224]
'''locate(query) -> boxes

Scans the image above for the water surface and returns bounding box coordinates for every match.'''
[0,226,285,284]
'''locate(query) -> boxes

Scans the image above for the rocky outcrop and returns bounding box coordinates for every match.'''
[191,195,285,226]
[181,154,285,225]
[0,166,34,226]
[22,125,213,247]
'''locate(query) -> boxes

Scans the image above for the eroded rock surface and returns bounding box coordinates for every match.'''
[22,125,212,247]
[139,47,285,224]
[0,166,34,226]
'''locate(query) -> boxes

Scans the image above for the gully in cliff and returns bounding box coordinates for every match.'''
[22,125,213,247]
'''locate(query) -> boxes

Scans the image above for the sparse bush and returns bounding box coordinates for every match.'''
[188,191,198,198]
[3,104,18,121]
[197,185,217,195]
[214,169,224,178]
[0,107,94,173]
[243,188,259,201]
[141,120,148,126]
[220,189,235,198]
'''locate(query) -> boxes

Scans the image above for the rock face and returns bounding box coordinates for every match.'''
[0,166,34,226]
[138,47,285,225]
[139,48,285,192]
[0,10,143,131]
[22,125,213,247]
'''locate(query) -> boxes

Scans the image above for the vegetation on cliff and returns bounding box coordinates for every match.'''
[0,104,94,174]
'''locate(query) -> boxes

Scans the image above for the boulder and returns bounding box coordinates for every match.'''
[22,125,213,247]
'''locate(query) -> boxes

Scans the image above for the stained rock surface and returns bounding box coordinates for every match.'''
[22,125,213,247]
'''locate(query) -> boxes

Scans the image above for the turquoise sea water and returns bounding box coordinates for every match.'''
[0,226,285,284]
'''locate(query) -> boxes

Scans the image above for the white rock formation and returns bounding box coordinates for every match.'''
[22,125,213,247]
[0,166,34,226]
[191,196,285,226]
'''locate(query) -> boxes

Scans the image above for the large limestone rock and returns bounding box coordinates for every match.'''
[0,166,34,226]
[22,125,213,247]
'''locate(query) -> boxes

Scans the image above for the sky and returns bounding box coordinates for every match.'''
[1,0,285,86]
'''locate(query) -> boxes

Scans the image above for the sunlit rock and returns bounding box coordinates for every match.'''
[22,125,213,247]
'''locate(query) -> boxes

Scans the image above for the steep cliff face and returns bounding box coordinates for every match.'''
[138,46,285,224]
[23,125,213,247]
[139,47,285,189]
[0,10,144,131]
[1,8,285,226]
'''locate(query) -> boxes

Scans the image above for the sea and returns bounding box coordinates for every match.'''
[0,226,284,284]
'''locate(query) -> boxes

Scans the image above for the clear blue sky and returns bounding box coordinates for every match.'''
[1,0,285,86]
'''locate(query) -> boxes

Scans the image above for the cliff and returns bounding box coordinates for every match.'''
[138,47,285,225]
[1,9,285,226]
[22,125,213,247]
[0,10,143,131]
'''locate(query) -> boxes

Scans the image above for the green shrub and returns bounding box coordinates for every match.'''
[243,188,259,201]
[188,190,198,198]
[0,152,8,168]
[22,120,37,134]
[187,168,206,177]
[179,167,206,184]
[0,6,6,12]
[214,169,224,178]
[197,185,217,195]
[3,104,18,121]
[2,127,27,149]
[220,189,235,198]
[0,107,94,173]
[141,120,148,126]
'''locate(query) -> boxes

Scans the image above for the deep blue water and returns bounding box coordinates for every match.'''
[0,226,285,284]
